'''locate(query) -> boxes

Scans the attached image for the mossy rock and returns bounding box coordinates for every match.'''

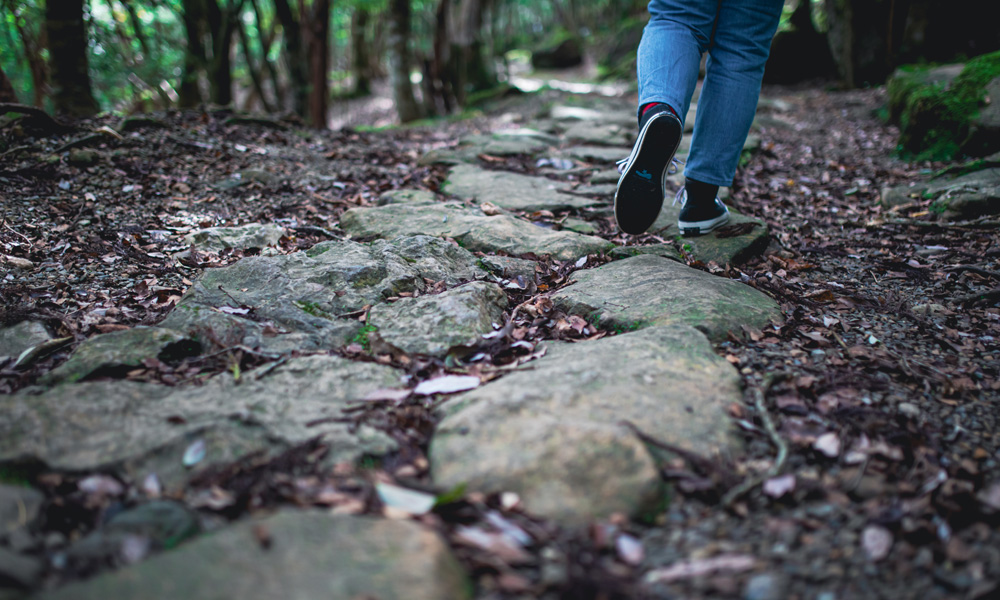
[888,51,1000,161]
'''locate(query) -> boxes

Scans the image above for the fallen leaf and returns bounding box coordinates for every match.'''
[862,524,893,561]
[453,525,532,564]
[814,432,841,458]
[616,533,644,566]
[375,483,437,516]
[644,554,756,583]
[78,474,125,496]
[480,202,502,216]
[414,375,480,395]
[763,474,796,498]
[183,439,206,467]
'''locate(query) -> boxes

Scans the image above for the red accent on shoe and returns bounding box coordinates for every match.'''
[641,102,678,118]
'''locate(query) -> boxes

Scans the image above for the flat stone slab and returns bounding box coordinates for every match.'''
[563,121,633,146]
[552,255,781,342]
[368,281,508,357]
[41,327,198,385]
[443,164,601,212]
[340,200,612,261]
[564,146,628,164]
[161,235,486,353]
[651,203,769,265]
[882,166,1000,220]
[181,223,285,251]
[1,355,401,488]
[0,321,51,362]
[43,511,469,600]
[431,325,741,524]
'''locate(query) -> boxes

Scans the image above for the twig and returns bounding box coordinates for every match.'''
[947,265,1000,281]
[954,286,1000,305]
[721,373,789,508]
[0,145,38,161]
[0,103,73,132]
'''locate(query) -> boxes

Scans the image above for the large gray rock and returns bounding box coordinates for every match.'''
[368,281,507,357]
[651,204,769,265]
[161,235,486,352]
[431,325,741,524]
[562,121,633,146]
[0,322,51,363]
[552,255,781,342]
[41,327,199,385]
[443,164,601,212]
[1,355,401,488]
[564,146,628,164]
[882,167,1000,220]
[340,201,612,261]
[181,223,285,251]
[43,511,470,600]
[418,129,558,165]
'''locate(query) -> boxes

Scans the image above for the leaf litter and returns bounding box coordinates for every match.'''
[1,86,999,600]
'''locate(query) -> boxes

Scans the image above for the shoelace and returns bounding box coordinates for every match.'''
[616,156,684,176]
[671,187,686,207]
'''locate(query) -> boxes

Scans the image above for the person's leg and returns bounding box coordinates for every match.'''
[684,0,784,187]
[616,0,719,234]
[637,0,717,122]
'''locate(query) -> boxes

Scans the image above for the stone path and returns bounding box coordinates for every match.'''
[0,93,781,597]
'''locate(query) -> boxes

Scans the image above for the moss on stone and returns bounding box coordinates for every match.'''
[892,51,1000,161]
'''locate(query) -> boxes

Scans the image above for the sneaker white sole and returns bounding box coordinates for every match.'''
[678,208,730,236]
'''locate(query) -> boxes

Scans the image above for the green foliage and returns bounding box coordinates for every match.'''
[0,464,33,487]
[895,50,1000,161]
[349,323,379,352]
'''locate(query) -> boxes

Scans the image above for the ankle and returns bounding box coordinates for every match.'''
[684,178,719,205]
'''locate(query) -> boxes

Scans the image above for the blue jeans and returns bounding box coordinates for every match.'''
[638,0,783,187]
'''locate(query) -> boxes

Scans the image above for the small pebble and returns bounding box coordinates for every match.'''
[743,572,788,600]
[898,402,920,418]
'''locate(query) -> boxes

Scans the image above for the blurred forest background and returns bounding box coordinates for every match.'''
[0,0,997,129]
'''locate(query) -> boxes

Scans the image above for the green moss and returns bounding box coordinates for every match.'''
[896,51,1000,161]
[0,464,34,487]
[348,323,379,352]
[294,300,334,320]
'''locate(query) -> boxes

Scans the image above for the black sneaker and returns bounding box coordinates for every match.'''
[614,105,683,235]
[675,188,730,236]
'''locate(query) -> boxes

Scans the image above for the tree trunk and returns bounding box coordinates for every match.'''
[825,0,892,88]
[179,0,207,107]
[205,0,238,106]
[387,0,422,122]
[238,19,275,112]
[303,0,331,128]
[250,0,282,104]
[45,0,100,117]
[274,0,308,117]
[4,0,48,107]
[351,7,372,97]
[0,64,19,104]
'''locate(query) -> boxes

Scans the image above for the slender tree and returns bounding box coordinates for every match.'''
[273,0,308,117]
[387,0,421,122]
[179,0,208,107]
[0,64,19,104]
[45,0,100,117]
[351,5,372,97]
[303,0,331,128]
[205,0,248,106]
